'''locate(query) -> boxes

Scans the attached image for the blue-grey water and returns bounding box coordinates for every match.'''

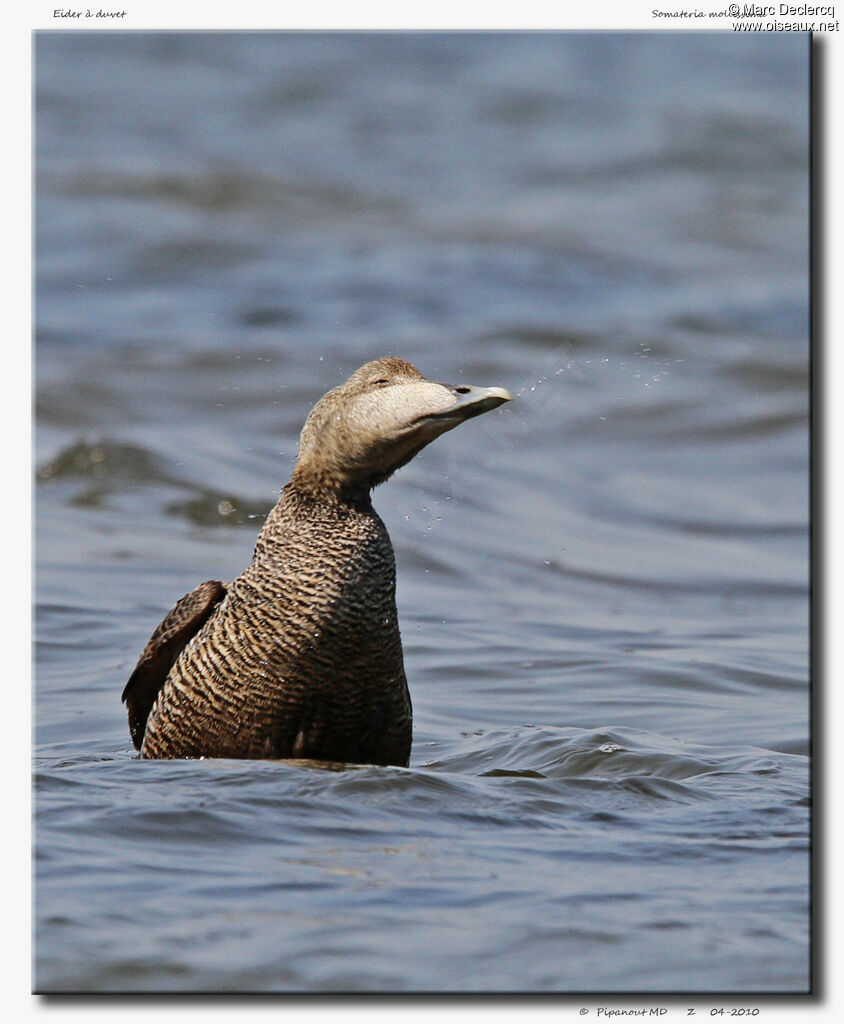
[34,32,810,993]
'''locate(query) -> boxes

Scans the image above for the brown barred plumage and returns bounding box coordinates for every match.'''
[123,358,511,766]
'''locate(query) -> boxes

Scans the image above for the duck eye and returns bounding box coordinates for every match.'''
[369,378,390,387]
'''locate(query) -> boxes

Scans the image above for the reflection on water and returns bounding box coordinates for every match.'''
[34,31,809,993]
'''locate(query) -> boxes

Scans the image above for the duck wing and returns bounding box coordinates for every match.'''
[122,580,226,750]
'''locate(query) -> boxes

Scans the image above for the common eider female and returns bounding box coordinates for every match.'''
[123,357,511,766]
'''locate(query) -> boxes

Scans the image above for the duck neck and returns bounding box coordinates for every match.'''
[250,481,376,568]
[287,458,377,511]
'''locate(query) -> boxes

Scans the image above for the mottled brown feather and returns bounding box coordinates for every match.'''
[122,580,226,749]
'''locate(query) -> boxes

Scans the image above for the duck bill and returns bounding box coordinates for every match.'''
[425,384,513,424]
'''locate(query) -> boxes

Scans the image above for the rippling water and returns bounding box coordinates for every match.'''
[34,32,810,993]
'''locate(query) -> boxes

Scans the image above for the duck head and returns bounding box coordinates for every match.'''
[291,357,512,498]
